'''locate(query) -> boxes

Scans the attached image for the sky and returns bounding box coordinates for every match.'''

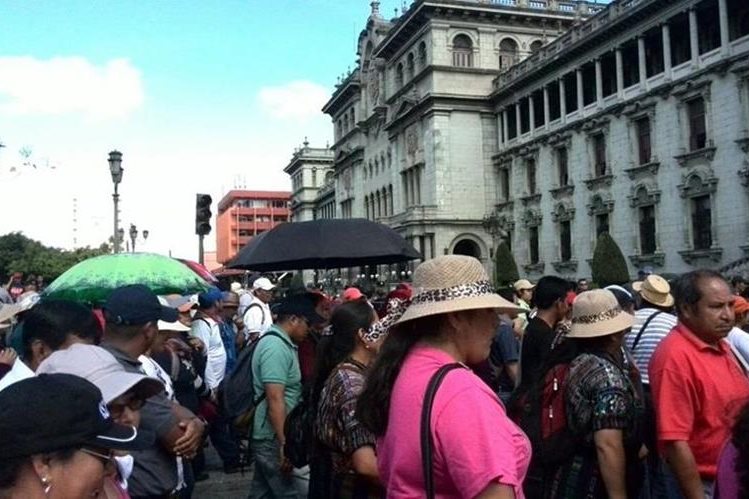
[0,0,404,259]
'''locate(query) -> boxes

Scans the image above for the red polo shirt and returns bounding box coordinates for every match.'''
[649,323,749,478]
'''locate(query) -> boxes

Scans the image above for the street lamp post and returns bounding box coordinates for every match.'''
[108,151,124,253]
[128,224,149,253]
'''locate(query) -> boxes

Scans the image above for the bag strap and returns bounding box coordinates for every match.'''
[631,311,662,352]
[420,363,464,499]
[244,302,266,327]
[249,330,284,406]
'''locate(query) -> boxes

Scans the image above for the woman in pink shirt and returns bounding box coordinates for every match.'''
[357,255,532,498]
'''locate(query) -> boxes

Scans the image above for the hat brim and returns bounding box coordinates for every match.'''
[88,424,154,452]
[567,310,634,339]
[632,281,643,292]
[395,294,523,325]
[0,304,22,324]
[639,290,674,308]
[157,319,191,332]
[96,371,164,404]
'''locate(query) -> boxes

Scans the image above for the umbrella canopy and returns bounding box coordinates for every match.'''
[228,218,422,271]
[178,258,219,284]
[43,252,210,305]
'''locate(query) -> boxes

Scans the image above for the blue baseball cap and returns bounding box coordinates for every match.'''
[104,285,179,326]
[198,288,223,309]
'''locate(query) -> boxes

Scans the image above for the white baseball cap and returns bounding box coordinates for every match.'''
[252,277,276,291]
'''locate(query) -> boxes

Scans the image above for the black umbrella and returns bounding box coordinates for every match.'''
[228,218,422,271]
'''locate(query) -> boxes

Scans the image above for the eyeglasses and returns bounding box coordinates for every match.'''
[108,397,146,419]
[79,447,116,467]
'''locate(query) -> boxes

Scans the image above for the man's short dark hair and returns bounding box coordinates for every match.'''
[532,276,571,310]
[22,300,100,357]
[672,269,726,315]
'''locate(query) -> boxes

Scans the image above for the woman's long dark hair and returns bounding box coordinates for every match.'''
[356,314,444,436]
[732,401,749,497]
[310,300,374,407]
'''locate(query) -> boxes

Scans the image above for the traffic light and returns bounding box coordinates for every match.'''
[195,194,212,236]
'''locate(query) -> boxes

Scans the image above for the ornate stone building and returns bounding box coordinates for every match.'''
[283,139,334,222]
[490,0,749,278]
[320,0,596,272]
[296,0,749,279]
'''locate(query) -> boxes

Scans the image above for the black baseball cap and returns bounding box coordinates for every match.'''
[275,294,325,325]
[104,284,179,326]
[0,373,153,458]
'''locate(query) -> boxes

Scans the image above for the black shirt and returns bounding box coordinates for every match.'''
[520,316,555,388]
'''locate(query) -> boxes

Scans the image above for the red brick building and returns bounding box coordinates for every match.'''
[216,190,291,265]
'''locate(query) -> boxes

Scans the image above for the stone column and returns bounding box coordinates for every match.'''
[595,58,603,105]
[638,36,647,89]
[576,68,584,111]
[559,78,567,123]
[515,101,522,137]
[662,23,672,79]
[529,95,536,132]
[689,8,699,66]
[543,86,550,129]
[718,0,730,56]
[615,47,624,97]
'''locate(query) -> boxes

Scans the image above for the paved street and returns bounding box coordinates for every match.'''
[193,444,252,498]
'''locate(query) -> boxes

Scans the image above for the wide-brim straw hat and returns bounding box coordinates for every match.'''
[568,289,634,339]
[395,255,522,325]
[632,274,674,308]
[0,303,22,324]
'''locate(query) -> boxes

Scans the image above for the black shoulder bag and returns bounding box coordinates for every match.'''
[420,363,464,499]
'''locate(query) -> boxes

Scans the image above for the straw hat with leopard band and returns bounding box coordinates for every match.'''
[395,255,522,325]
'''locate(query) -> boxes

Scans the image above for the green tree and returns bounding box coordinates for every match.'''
[591,232,630,287]
[494,241,520,288]
[0,232,111,283]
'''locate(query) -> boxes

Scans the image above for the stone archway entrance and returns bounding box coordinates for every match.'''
[452,239,482,259]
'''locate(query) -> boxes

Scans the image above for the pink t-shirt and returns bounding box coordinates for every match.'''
[377,346,531,498]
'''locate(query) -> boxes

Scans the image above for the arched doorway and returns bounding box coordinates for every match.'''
[453,239,482,259]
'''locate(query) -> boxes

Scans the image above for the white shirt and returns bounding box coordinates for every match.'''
[728,327,749,369]
[189,315,227,390]
[238,291,253,318]
[242,294,273,338]
[624,307,678,384]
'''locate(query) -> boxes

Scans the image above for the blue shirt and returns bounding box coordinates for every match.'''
[218,320,238,375]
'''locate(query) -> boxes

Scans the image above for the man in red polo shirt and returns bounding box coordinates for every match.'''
[649,270,749,498]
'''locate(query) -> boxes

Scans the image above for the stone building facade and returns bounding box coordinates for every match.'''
[283,139,335,222]
[491,0,749,278]
[320,0,596,274]
[298,0,749,280]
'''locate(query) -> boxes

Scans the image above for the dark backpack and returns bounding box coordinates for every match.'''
[284,387,315,468]
[221,330,282,434]
[510,356,581,467]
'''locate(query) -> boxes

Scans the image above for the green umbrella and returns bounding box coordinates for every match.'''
[43,252,210,305]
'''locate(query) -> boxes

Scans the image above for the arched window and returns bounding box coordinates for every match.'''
[343,114,349,133]
[388,184,394,214]
[452,34,473,67]
[407,52,415,79]
[396,63,404,87]
[499,38,519,70]
[350,108,355,128]
[381,187,388,216]
[365,195,370,220]
[418,41,427,67]
[529,40,544,54]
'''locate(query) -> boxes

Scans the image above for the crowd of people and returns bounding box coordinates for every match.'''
[1,257,749,499]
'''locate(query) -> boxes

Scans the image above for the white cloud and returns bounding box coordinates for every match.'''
[0,56,144,119]
[257,80,329,121]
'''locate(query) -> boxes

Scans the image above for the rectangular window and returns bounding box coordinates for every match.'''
[520,98,530,135]
[636,117,652,165]
[687,97,707,151]
[593,134,607,176]
[526,158,537,195]
[532,90,544,129]
[560,221,572,261]
[529,226,540,264]
[697,0,721,54]
[499,168,510,200]
[728,0,749,41]
[564,72,577,113]
[644,26,664,77]
[596,213,610,238]
[549,84,561,121]
[670,13,692,65]
[582,62,596,106]
[601,52,617,97]
[691,195,712,250]
[557,147,569,186]
[622,39,640,88]
[639,205,657,254]
[507,105,518,140]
